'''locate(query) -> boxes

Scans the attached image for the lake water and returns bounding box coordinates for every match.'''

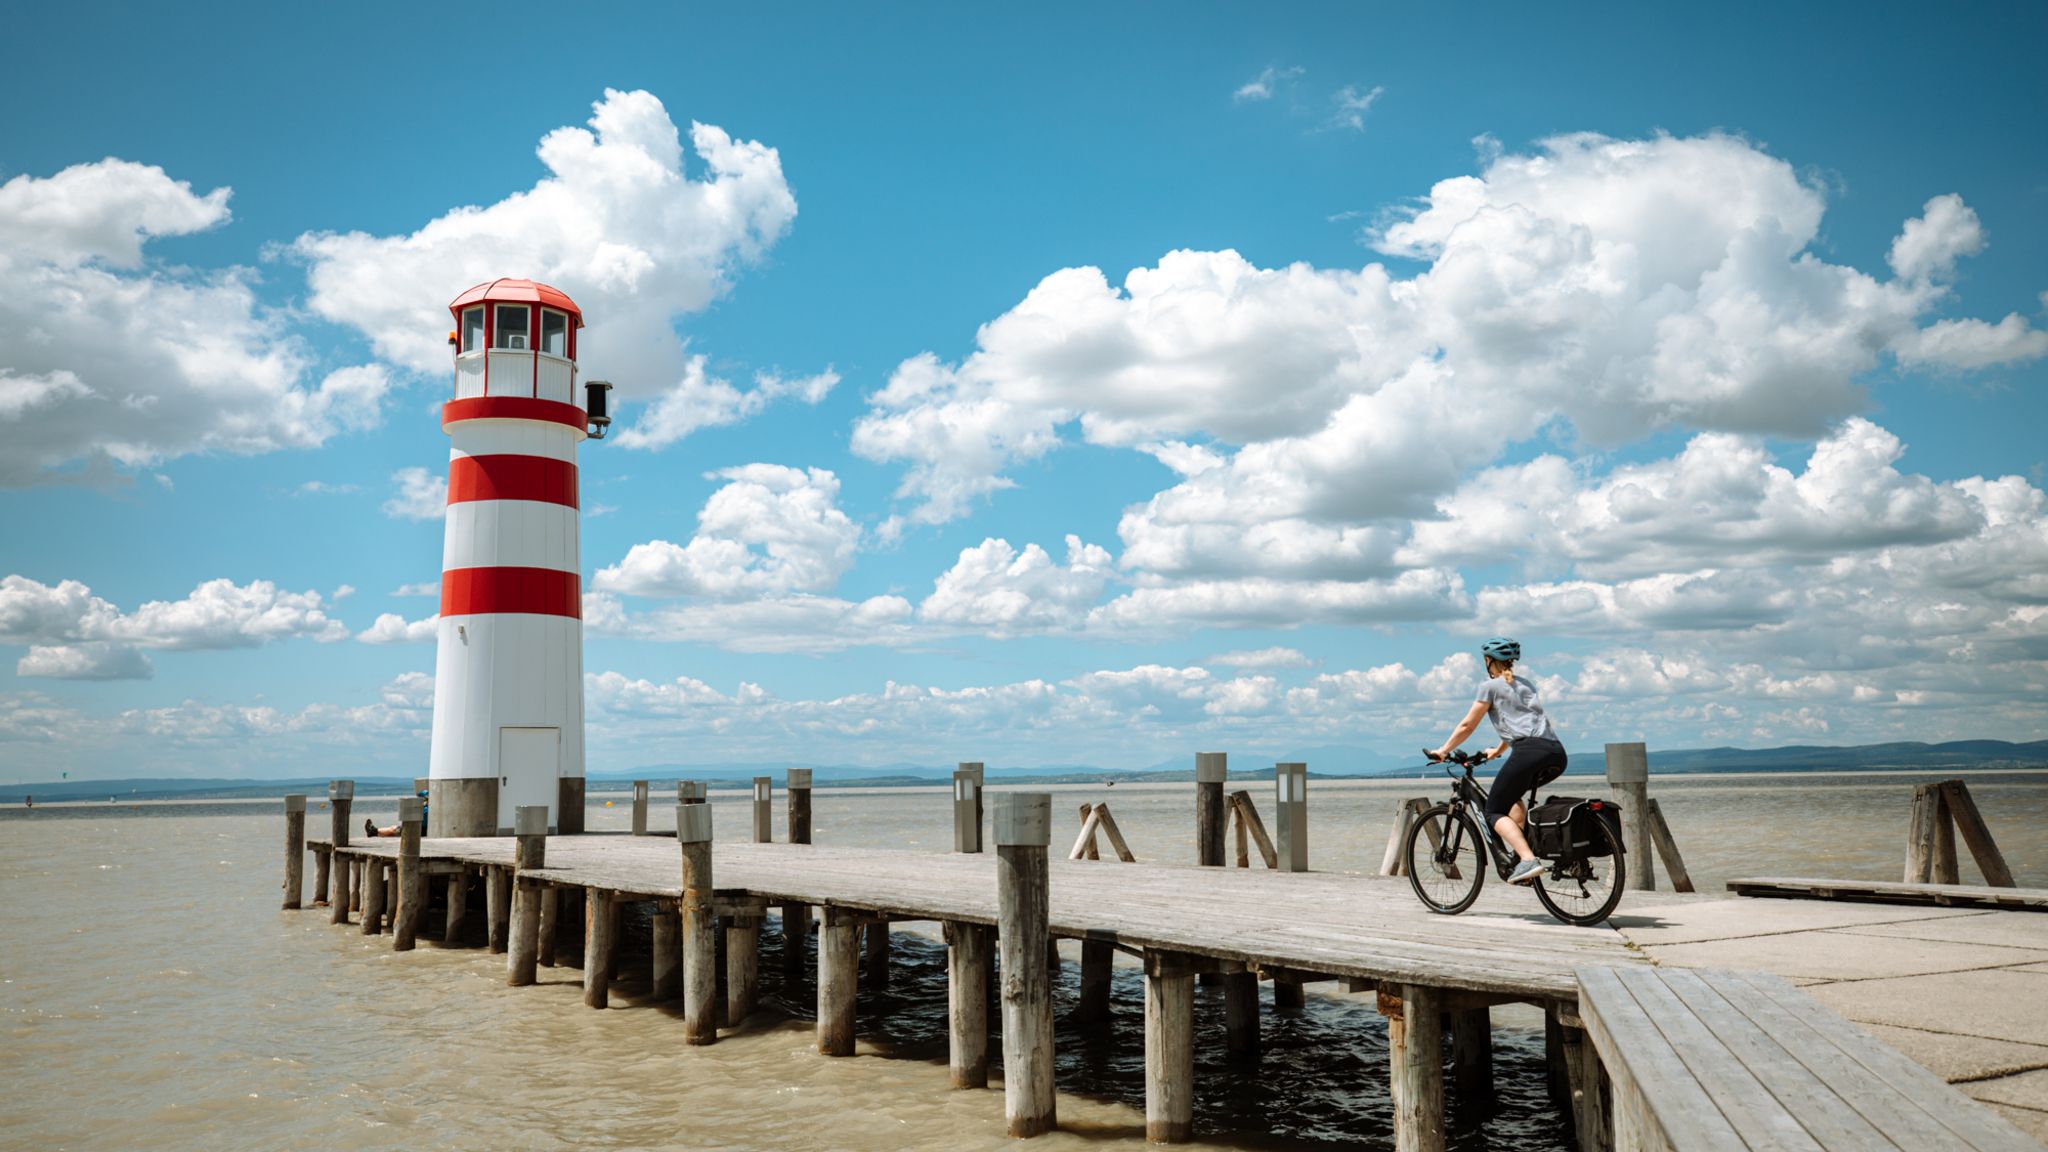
[3,771,2043,1151]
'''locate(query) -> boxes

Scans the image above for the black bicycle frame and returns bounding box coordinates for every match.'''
[1444,765,1519,880]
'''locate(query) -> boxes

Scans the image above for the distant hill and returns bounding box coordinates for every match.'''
[5,739,2045,803]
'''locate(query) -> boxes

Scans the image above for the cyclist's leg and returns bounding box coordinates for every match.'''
[1485,751,1542,863]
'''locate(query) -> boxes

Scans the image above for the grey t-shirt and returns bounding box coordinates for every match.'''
[1476,675,1554,742]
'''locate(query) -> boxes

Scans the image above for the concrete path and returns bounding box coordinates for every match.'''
[1615,895,2048,1141]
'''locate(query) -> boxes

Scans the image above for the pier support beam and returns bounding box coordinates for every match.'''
[1384,985,1446,1152]
[726,902,763,1026]
[818,906,861,1056]
[327,782,354,925]
[394,798,424,950]
[313,844,330,907]
[583,889,616,1008]
[997,792,1056,1138]
[865,920,892,990]
[651,908,681,1000]
[1224,969,1260,1062]
[1273,978,1304,1015]
[444,872,470,943]
[782,768,812,986]
[1451,1007,1493,1101]
[679,802,717,1045]
[1144,950,1196,1143]
[486,866,511,954]
[282,795,306,909]
[1075,939,1114,1024]
[507,806,546,985]
[946,920,991,1088]
[359,854,386,937]
[1560,1018,1610,1152]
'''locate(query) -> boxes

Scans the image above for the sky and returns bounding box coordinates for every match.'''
[3,2,2046,782]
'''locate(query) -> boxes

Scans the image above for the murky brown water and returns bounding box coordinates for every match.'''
[4,772,2043,1151]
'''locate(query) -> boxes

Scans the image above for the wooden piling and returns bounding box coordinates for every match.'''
[1941,779,2017,886]
[782,768,813,983]
[486,866,511,953]
[1386,984,1446,1152]
[752,776,773,842]
[394,798,424,950]
[1076,939,1114,1024]
[282,795,306,909]
[1643,799,1695,893]
[583,889,616,1008]
[444,871,469,943]
[818,906,861,1056]
[1560,1020,1609,1152]
[536,887,559,966]
[996,792,1056,1137]
[313,842,331,907]
[954,762,984,853]
[678,801,717,1045]
[1224,970,1260,1062]
[1605,743,1654,891]
[1194,753,1227,867]
[651,907,681,1000]
[1906,781,1963,884]
[1273,979,1304,1014]
[328,781,354,925]
[946,920,992,1088]
[865,919,892,989]
[1274,762,1308,873]
[631,780,649,836]
[1144,949,1197,1143]
[726,902,763,1026]
[359,852,386,937]
[507,806,546,985]
[1451,1007,1493,1100]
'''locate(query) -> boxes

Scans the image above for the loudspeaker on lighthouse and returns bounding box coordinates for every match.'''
[427,279,612,836]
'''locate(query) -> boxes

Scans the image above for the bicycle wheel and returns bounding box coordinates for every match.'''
[1404,804,1486,915]
[1533,814,1627,926]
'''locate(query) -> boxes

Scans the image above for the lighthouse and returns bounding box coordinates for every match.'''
[428,279,612,836]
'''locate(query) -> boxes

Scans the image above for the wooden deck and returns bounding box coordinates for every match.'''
[1728,876,2048,910]
[316,832,1644,1003]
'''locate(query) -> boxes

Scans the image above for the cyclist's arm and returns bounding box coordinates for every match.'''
[1484,738,1511,762]
[1432,701,1491,760]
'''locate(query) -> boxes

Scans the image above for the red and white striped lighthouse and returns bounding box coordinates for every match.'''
[428,279,611,836]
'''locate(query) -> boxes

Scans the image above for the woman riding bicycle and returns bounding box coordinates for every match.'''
[1428,637,1566,887]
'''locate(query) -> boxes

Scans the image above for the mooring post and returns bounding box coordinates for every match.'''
[631,780,650,836]
[1194,753,1227,866]
[1906,781,1962,884]
[1604,743,1654,891]
[678,779,707,805]
[817,905,861,1056]
[678,800,717,1044]
[1144,949,1197,1143]
[727,900,764,1026]
[486,866,511,953]
[752,776,772,842]
[360,848,386,937]
[946,919,992,1088]
[507,805,547,985]
[996,791,1056,1137]
[583,889,616,1008]
[328,781,354,925]
[1274,762,1308,872]
[1385,985,1446,1152]
[394,798,424,950]
[283,795,306,909]
[782,768,813,983]
[1451,1007,1493,1100]
[954,762,985,853]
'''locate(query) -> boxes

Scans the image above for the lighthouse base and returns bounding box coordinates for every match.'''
[430,778,499,838]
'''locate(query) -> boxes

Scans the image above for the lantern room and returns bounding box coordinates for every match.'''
[449,278,585,407]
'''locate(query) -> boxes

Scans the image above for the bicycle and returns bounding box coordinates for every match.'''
[1400,748,1626,927]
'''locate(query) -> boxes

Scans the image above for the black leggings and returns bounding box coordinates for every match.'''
[1485,737,1568,829]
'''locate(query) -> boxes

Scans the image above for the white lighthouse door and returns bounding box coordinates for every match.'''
[498,726,560,832]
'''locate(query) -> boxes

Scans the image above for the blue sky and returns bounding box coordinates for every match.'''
[3,2,2045,781]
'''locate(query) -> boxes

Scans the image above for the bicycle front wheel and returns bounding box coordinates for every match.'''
[1403,804,1486,915]
[1534,815,1628,926]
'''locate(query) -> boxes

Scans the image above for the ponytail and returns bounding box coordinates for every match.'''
[1487,656,1516,686]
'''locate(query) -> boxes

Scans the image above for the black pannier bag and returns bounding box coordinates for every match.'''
[1527,796,1625,860]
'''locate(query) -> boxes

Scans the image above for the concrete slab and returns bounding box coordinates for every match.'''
[1833,911,2048,951]
[1613,897,1981,947]
[1969,1068,2048,1112]
[1808,969,2048,1046]
[1644,929,2048,982]
[1980,1103,2048,1144]
[1857,1023,2048,1082]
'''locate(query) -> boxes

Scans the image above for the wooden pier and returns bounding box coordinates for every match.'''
[285,776,2047,1152]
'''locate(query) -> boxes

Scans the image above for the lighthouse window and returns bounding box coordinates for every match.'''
[540,309,568,356]
[494,305,530,350]
[459,307,484,353]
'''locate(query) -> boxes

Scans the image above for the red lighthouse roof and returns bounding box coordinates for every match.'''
[449,278,584,326]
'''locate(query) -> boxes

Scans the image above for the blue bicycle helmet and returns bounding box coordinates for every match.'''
[1480,636,1520,662]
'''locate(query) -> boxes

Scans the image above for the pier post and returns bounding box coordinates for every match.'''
[631,780,649,836]
[818,906,861,1056]
[996,791,1056,1137]
[1274,762,1308,873]
[752,776,772,842]
[865,920,892,989]
[536,886,559,966]
[328,781,354,925]
[283,795,306,909]
[1605,743,1654,891]
[678,801,717,1045]
[508,806,546,985]
[583,889,616,1008]
[360,850,386,937]
[486,866,511,953]
[313,844,331,907]
[394,798,424,950]
[1385,985,1446,1152]
[946,920,992,1087]
[782,768,813,984]
[678,779,707,805]
[1224,966,1260,1062]
[444,871,469,943]
[1076,939,1114,1024]
[651,906,681,1000]
[1194,753,1226,867]
[1273,981,1305,1014]
[954,762,985,853]
[1144,949,1196,1143]
[726,901,763,1026]
[1559,1019,1609,1152]
[1451,1008,1493,1100]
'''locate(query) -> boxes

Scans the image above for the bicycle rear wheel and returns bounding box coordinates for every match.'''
[1533,815,1627,926]
[1403,804,1486,914]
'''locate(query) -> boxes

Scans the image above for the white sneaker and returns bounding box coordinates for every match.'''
[1509,859,1545,885]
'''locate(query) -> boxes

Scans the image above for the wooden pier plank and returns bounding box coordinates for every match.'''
[1729,877,2047,910]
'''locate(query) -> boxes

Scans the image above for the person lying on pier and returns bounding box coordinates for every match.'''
[366,789,429,837]
[1427,637,1568,886]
